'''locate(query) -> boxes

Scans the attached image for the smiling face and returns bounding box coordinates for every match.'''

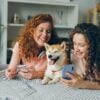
[34,22,52,47]
[73,33,89,59]
[45,42,66,65]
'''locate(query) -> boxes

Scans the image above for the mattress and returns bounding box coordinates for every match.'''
[0,66,100,100]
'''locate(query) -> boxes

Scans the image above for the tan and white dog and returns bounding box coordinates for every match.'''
[42,42,69,84]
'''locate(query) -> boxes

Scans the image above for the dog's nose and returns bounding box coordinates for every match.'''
[48,55,52,59]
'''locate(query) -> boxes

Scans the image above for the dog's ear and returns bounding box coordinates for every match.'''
[60,41,66,50]
[44,43,50,50]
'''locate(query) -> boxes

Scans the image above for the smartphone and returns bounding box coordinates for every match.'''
[62,64,75,80]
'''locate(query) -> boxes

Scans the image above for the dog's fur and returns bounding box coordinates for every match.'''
[42,42,69,84]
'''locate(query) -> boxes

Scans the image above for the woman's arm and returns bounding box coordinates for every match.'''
[75,80,100,90]
[18,50,47,80]
[18,67,45,79]
[5,42,21,79]
[18,56,47,80]
[9,42,20,69]
[61,73,100,90]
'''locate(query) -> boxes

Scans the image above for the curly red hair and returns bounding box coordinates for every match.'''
[18,14,54,62]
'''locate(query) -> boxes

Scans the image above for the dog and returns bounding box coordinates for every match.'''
[42,42,69,84]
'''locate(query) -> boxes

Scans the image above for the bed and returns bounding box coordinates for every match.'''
[0,64,100,100]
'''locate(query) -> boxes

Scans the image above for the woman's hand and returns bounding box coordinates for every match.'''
[5,67,17,79]
[18,67,37,80]
[60,72,82,88]
[18,67,44,80]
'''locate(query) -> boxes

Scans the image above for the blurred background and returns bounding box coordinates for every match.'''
[0,0,100,64]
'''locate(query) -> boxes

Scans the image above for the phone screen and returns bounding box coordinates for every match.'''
[62,64,75,80]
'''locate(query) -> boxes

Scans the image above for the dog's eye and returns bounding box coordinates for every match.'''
[48,51,51,53]
[54,51,58,53]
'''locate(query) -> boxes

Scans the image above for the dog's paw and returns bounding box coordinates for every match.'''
[42,79,48,85]
[48,80,56,84]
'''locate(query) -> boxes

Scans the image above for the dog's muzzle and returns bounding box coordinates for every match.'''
[48,55,60,65]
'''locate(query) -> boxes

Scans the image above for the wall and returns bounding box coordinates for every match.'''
[0,0,1,26]
[73,0,97,23]
[0,0,1,61]
[0,0,98,23]
[39,0,98,23]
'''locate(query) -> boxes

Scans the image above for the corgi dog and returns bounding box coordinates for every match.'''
[42,42,69,84]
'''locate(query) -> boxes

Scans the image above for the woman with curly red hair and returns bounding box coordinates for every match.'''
[5,14,59,80]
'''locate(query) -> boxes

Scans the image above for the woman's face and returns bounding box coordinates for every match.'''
[34,22,52,47]
[73,33,89,59]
